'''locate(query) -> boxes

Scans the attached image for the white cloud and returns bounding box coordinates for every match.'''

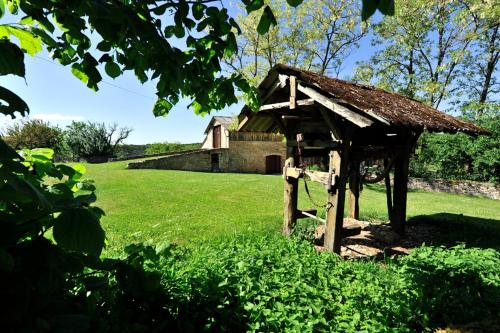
[32,113,85,122]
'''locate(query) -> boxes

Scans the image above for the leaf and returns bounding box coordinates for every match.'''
[0,0,4,18]
[105,61,121,79]
[153,98,173,117]
[0,85,29,117]
[378,0,395,16]
[286,0,303,7]
[192,3,205,20]
[53,208,105,257]
[257,6,276,35]
[361,0,378,21]
[246,0,265,13]
[0,40,25,77]
[0,139,21,159]
[8,26,42,56]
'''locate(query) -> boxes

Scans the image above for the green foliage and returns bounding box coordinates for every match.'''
[410,114,499,182]
[61,121,132,161]
[0,145,107,330]
[2,118,63,152]
[91,237,499,332]
[144,142,200,155]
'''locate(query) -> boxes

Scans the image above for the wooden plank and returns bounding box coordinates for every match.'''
[290,75,297,109]
[283,156,299,236]
[304,170,335,187]
[348,161,361,220]
[261,74,288,103]
[298,83,373,128]
[297,208,318,219]
[283,166,302,179]
[259,99,314,111]
[319,107,342,140]
[384,158,393,222]
[390,148,410,236]
[236,115,249,131]
[324,130,352,253]
[287,139,340,149]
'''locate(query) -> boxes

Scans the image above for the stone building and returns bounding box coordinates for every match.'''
[128,116,286,174]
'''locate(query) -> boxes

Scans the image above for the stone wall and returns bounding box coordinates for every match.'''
[128,149,228,171]
[225,140,286,173]
[127,140,287,174]
[407,178,499,200]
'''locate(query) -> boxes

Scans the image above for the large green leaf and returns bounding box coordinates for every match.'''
[257,6,276,35]
[0,0,5,18]
[104,61,121,78]
[53,208,105,257]
[153,98,173,117]
[361,0,378,21]
[378,0,395,16]
[0,85,29,117]
[0,40,25,77]
[0,25,42,56]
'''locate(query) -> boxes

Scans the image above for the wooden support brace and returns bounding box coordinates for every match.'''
[283,156,299,236]
[324,132,352,253]
[348,161,361,220]
[290,75,297,109]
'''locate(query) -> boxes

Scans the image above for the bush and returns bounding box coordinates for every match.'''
[1,118,62,152]
[144,142,200,155]
[410,114,499,182]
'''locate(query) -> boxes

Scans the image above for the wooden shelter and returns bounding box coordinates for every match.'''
[237,64,488,254]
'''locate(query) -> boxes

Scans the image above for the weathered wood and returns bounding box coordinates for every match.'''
[290,75,297,109]
[297,208,318,219]
[324,132,352,253]
[261,74,288,103]
[286,139,341,149]
[342,223,362,237]
[297,83,373,128]
[283,166,302,179]
[259,99,314,111]
[283,156,299,236]
[318,107,342,140]
[299,210,325,223]
[304,170,335,187]
[348,161,361,220]
[384,158,393,222]
[390,150,410,236]
[270,112,288,137]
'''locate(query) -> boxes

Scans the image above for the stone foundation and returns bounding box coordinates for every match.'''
[407,178,499,199]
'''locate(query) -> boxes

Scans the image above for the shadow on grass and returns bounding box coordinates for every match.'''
[408,213,500,250]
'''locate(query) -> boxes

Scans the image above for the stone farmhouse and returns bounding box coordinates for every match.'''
[128,116,286,174]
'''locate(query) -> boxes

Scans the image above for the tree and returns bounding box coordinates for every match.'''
[2,118,62,150]
[453,0,499,118]
[225,0,367,85]
[354,0,476,108]
[63,121,132,161]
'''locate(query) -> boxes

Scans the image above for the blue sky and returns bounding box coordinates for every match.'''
[0,4,378,144]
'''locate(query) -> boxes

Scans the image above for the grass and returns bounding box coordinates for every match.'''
[83,160,500,255]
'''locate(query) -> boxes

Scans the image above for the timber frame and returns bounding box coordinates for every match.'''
[237,64,487,254]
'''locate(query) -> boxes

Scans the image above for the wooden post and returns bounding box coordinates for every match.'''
[289,75,297,109]
[348,161,360,220]
[324,134,351,253]
[283,152,298,236]
[391,150,410,236]
[384,158,393,222]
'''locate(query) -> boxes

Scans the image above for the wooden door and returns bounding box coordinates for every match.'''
[265,155,282,174]
[213,125,221,148]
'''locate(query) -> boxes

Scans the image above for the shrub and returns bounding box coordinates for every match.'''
[1,118,62,151]
[144,142,200,155]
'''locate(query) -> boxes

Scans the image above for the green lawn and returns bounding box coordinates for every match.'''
[84,160,500,255]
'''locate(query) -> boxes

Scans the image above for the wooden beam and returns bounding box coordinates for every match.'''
[324,130,352,253]
[283,166,302,179]
[297,83,373,128]
[236,115,249,131]
[270,112,288,137]
[304,170,335,187]
[348,161,361,220]
[287,139,341,149]
[290,75,297,109]
[283,156,299,236]
[319,107,342,140]
[261,74,288,103]
[384,158,393,222]
[259,99,314,111]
